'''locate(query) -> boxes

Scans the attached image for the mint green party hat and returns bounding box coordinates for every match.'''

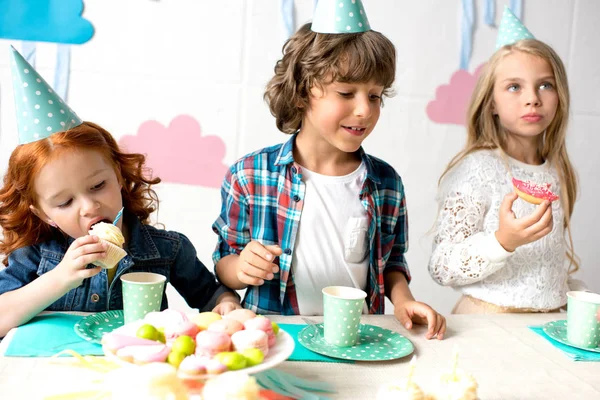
[496,6,535,49]
[10,46,82,144]
[311,0,371,34]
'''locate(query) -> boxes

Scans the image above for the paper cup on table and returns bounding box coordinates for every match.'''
[322,286,366,347]
[567,291,600,348]
[121,272,167,324]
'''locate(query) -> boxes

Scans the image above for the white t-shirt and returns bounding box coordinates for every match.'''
[293,162,370,315]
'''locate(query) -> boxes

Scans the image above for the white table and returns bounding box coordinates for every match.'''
[1,314,599,399]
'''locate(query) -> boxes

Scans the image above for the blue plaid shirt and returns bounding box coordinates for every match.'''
[212,134,410,315]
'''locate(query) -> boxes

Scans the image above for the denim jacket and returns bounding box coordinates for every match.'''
[0,211,230,313]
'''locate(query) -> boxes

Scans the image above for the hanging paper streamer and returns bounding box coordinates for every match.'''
[459,0,475,70]
[281,0,295,38]
[510,0,522,19]
[21,42,37,67]
[19,43,72,102]
[54,45,72,102]
[483,0,495,26]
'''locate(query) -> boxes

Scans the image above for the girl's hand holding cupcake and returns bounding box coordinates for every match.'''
[55,235,105,290]
[495,193,553,252]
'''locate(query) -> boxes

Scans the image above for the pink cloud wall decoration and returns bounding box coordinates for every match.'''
[426,63,486,126]
[119,115,228,188]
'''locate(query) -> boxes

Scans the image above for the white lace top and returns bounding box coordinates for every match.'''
[428,149,573,310]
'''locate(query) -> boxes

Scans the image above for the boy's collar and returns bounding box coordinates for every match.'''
[275,133,381,184]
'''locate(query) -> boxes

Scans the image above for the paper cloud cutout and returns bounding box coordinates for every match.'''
[0,0,94,44]
[426,64,486,126]
[119,115,228,188]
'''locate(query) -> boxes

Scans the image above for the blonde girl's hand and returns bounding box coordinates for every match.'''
[55,235,105,291]
[495,193,553,252]
[236,241,282,286]
[394,300,447,340]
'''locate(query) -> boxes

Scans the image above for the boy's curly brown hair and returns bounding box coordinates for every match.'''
[264,22,396,134]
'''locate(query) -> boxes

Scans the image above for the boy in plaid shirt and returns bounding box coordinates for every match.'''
[212,4,445,339]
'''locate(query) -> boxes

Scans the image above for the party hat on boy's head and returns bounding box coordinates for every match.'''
[10,46,82,144]
[311,0,371,34]
[496,6,535,49]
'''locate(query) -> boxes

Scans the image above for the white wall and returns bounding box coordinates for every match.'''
[0,0,598,314]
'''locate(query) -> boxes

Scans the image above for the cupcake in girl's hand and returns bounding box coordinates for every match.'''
[88,222,127,269]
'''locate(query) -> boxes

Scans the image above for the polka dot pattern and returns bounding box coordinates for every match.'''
[298,323,414,361]
[323,296,364,346]
[496,7,535,49]
[122,280,166,324]
[9,47,82,144]
[311,0,370,34]
[544,320,600,352]
[74,310,124,343]
[566,296,600,349]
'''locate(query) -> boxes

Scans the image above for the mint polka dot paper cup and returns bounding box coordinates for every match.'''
[567,291,600,349]
[322,286,366,347]
[121,272,166,324]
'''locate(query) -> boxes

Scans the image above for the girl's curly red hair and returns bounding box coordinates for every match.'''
[0,122,160,265]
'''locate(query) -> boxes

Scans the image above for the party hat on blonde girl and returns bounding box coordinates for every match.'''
[311,0,371,33]
[496,6,535,49]
[9,46,83,144]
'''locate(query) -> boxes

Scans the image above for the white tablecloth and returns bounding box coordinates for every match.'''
[1,313,599,399]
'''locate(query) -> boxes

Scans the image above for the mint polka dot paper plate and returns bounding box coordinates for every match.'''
[543,320,600,353]
[74,310,124,344]
[298,323,414,361]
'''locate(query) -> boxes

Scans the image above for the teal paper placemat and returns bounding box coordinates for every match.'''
[5,313,103,357]
[529,326,600,362]
[278,323,353,363]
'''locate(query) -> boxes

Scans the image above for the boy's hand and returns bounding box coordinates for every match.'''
[394,300,446,340]
[55,235,105,290]
[236,241,282,286]
[496,193,553,252]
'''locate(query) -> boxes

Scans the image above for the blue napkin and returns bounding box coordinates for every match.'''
[5,313,103,357]
[529,326,600,361]
[278,324,353,363]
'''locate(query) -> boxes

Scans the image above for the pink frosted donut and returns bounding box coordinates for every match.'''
[231,330,269,356]
[195,330,231,357]
[244,316,276,347]
[512,177,559,205]
[207,319,244,336]
[224,309,257,324]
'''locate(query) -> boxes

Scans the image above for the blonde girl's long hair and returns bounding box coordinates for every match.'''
[439,39,579,273]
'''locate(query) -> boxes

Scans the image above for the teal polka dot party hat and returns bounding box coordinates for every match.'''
[311,0,371,34]
[496,6,535,49]
[10,46,83,144]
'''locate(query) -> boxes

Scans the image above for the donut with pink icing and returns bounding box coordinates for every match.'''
[512,177,559,205]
